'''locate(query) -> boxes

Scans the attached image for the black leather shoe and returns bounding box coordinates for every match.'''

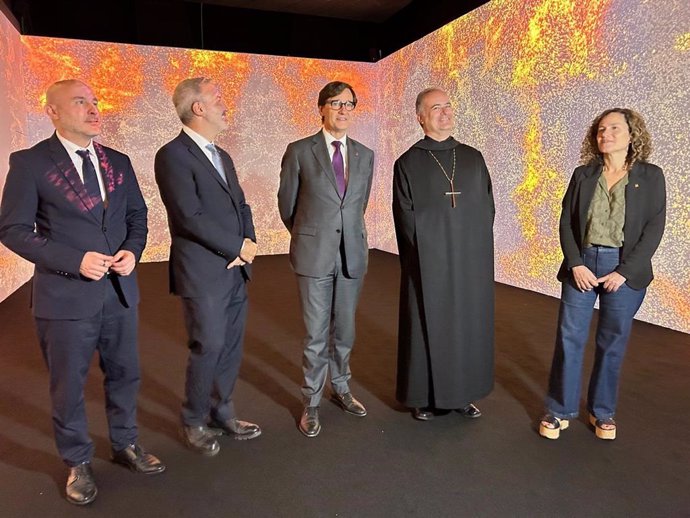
[412,407,434,421]
[209,418,262,440]
[181,425,220,456]
[65,462,97,506]
[112,444,166,475]
[299,406,321,437]
[332,392,367,417]
[457,403,482,418]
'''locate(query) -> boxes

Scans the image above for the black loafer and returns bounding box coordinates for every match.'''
[112,444,166,475]
[299,406,321,437]
[412,407,434,421]
[66,462,97,506]
[209,418,262,440]
[181,425,221,456]
[332,392,367,417]
[457,403,482,418]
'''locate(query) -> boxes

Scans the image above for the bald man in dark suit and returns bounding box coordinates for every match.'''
[0,79,164,506]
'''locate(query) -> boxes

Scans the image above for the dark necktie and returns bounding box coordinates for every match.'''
[331,141,346,197]
[75,149,104,216]
[206,143,228,184]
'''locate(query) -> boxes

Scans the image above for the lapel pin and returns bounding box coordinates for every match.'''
[634,183,639,188]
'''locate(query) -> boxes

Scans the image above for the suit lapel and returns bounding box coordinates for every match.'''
[311,132,340,195]
[48,134,102,221]
[577,163,602,243]
[343,137,360,201]
[179,131,231,195]
[623,162,643,241]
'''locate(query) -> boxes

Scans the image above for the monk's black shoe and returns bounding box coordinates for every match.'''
[457,403,482,418]
[412,407,434,421]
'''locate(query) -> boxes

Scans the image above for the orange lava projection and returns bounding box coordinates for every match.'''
[163,49,251,122]
[377,0,690,333]
[1,1,689,333]
[23,38,145,113]
[273,58,377,137]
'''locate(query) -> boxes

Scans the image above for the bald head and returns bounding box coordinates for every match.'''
[44,79,101,147]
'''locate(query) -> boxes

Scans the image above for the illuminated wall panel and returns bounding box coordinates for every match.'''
[20,39,378,264]
[0,0,688,333]
[375,0,690,333]
[0,13,32,302]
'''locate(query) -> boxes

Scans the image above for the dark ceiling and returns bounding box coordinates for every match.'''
[3,0,489,61]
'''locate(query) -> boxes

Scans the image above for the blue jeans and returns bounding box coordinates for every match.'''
[545,246,645,420]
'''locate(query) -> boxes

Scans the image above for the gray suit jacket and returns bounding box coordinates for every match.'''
[278,131,374,278]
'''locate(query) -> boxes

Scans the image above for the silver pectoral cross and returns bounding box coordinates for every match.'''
[445,190,462,208]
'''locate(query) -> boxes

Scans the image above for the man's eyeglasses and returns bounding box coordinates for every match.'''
[327,100,356,111]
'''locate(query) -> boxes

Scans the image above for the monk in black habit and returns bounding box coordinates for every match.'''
[392,88,495,421]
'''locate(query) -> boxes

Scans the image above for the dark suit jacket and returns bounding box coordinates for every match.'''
[557,161,666,289]
[277,131,374,278]
[154,130,255,298]
[0,133,148,319]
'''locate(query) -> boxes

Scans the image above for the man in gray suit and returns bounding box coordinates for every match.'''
[278,81,374,437]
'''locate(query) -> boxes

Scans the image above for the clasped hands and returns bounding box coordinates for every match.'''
[571,265,626,293]
[79,250,136,280]
[227,238,258,269]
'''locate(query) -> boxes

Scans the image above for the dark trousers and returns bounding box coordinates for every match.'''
[36,278,139,466]
[546,246,646,420]
[180,268,248,426]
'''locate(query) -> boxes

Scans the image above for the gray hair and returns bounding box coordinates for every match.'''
[415,87,445,115]
[172,77,212,124]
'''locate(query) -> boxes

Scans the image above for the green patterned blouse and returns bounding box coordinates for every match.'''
[583,171,628,248]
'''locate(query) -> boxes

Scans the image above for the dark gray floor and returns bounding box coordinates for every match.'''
[0,251,688,517]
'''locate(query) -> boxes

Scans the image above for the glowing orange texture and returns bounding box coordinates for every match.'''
[23,38,145,112]
[164,50,251,122]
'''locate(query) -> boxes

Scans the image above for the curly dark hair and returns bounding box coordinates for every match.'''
[579,108,653,166]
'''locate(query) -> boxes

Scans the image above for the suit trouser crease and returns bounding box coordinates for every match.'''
[298,251,363,407]
[181,268,247,426]
[545,246,645,420]
[37,279,139,466]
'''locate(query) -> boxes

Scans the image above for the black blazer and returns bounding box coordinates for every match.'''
[557,161,666,289]
[154,131,255,298]
[0,133,148,319]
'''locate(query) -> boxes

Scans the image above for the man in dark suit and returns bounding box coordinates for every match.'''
[0,79,164,506]
[155,77,260,457]
[278,81,374,437]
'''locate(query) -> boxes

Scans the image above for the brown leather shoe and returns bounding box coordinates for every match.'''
[299,406,321,437]
[332,392,367,417]
[181,425,220,456]
[65,462,97,506]
[209,418,262,440]
[111,444,166,475]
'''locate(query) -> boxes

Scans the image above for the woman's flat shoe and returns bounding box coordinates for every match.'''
[539,413,569,440]
[589,414,616,440]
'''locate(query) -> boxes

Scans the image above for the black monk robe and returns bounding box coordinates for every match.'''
[393,136,495,409]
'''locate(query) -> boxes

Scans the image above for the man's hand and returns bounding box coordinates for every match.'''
[239,238,258,264]
[110,250,136,276]
[571,265,598,292]
[226,257,246,269]
[80,251,114,280]
[597,271,626,293]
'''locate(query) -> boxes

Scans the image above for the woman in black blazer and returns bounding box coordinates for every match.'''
[539,108,666,440]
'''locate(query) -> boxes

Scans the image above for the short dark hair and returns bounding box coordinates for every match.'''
[317,81,357,107]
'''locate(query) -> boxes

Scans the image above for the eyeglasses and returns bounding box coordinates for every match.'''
[327,100,356,111]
